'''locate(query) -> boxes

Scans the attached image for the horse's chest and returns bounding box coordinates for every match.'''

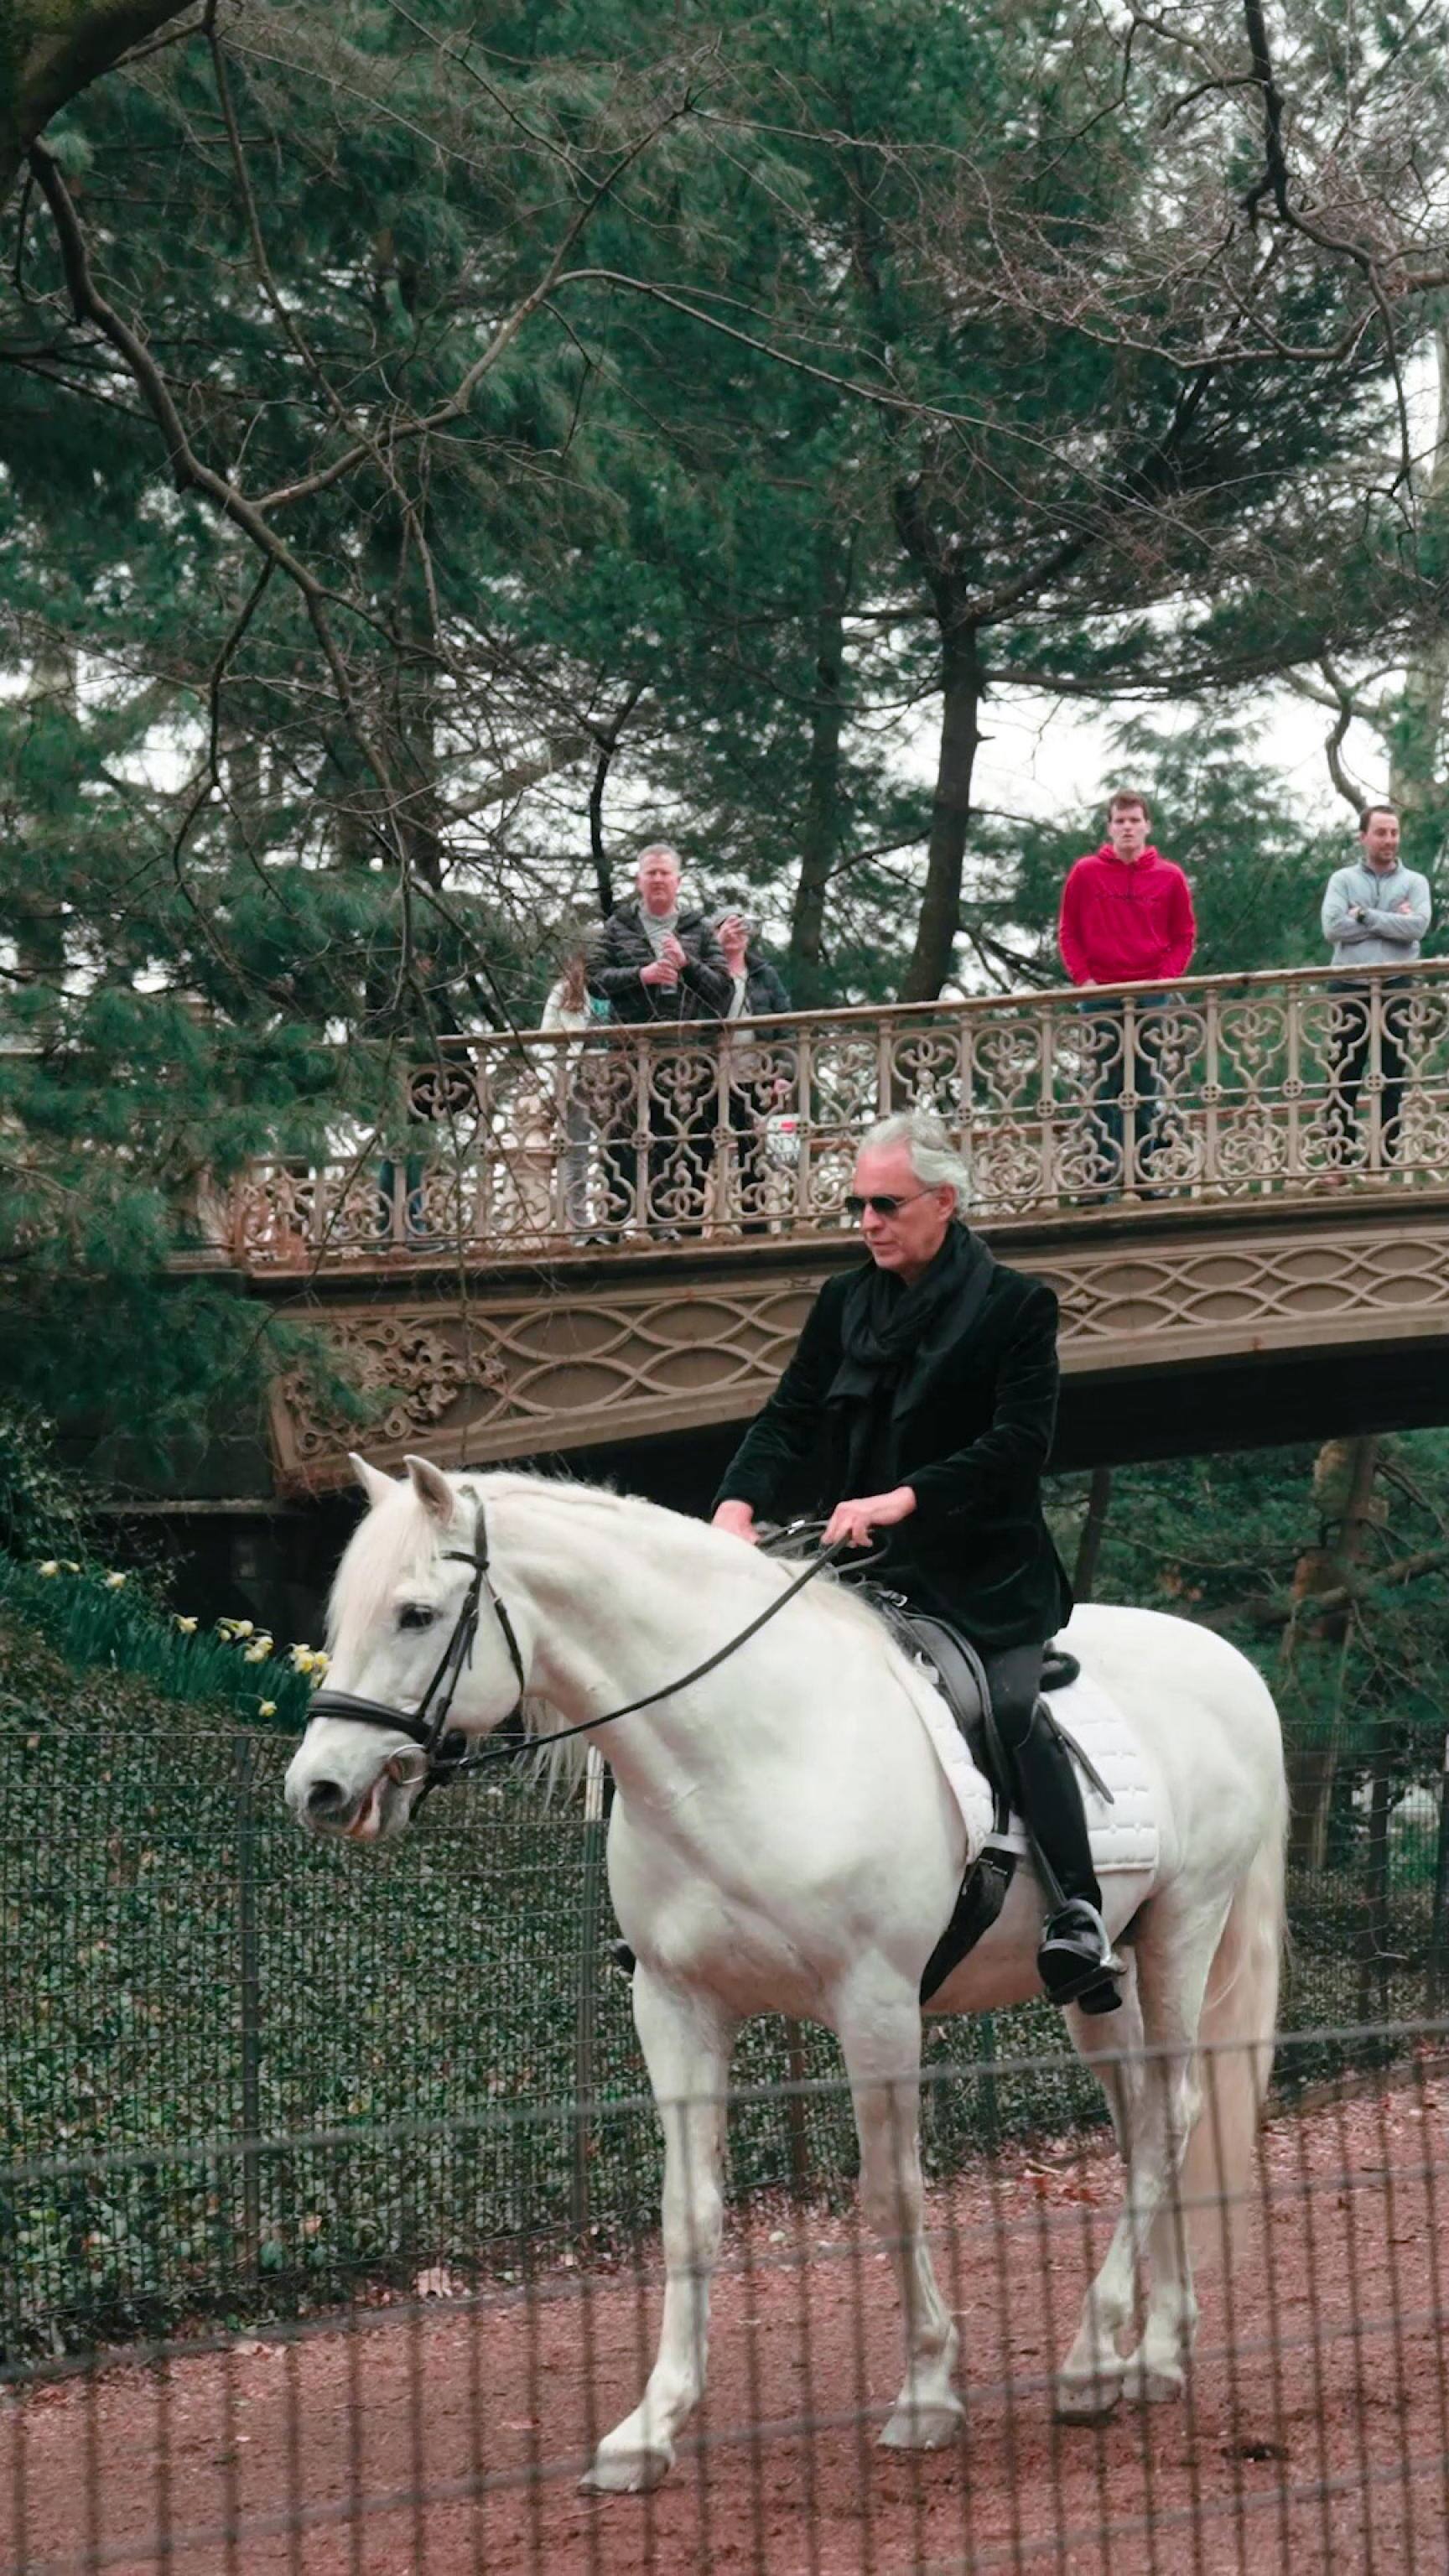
[607,1820,826,2009]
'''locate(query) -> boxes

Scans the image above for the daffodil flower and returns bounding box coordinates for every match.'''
[38,1561,60,1578]
[104,1571,127,1591]
[243,1640,273,1664]
[230,1619,255,1639]
[258,1700,278,1719]
[174,1615,199,1635]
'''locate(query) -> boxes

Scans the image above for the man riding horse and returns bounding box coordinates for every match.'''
[712,1108,1122,2011]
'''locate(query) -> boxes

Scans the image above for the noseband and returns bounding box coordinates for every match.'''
[306,1499,526,1795]
[304,1504,854,1800]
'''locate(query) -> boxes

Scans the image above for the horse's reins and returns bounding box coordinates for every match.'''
[304,1504,858,1799]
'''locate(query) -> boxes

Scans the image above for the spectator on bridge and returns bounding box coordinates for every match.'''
[709,898,792,1233]
[586,844,730,1233]
[541,945,609,1239]
[1057,791,1197,1194]
[1320,803,1432,1172]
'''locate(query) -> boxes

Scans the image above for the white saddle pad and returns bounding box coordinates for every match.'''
[908,1657,1161,1877]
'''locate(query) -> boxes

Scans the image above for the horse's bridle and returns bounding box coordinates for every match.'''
[302,1503,852,1801]
[306,1501,525,1797]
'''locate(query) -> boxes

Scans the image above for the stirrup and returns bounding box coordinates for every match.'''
[1038,1900,1123,2013]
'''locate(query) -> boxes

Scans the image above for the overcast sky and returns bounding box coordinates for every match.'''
[961,679,1381,844]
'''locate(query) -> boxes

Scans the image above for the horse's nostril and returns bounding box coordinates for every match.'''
[307,1777,347,1819]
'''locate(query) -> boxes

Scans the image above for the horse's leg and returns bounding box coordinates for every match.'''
[1053,1952,1148,2418]
[1056,1899,1226,2419]
[1117,1901,1227,2407]
[838,1978,963,2450]
[582,1969,737,2494]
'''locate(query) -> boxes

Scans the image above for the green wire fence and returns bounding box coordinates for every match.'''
[2,1616,1446,2356]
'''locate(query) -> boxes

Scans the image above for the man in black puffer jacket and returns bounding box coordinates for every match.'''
[586,844,730,1230]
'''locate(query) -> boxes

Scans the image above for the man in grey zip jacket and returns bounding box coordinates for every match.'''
[1320,804,1432,1166]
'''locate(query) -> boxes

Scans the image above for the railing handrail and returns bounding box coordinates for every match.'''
[431,955,1449,1050]
[4,958,1446,1075]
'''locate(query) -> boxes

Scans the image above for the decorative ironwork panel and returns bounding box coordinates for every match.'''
[272,1277,822,1488]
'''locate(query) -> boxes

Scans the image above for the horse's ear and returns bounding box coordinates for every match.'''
[348,1452,394,1511]
[404,1453,457,1524]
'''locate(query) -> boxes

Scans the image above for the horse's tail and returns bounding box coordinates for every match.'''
[1181,1757,1288,2262]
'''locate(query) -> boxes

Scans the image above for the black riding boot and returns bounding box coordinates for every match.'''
[1010,1704,1123,2014]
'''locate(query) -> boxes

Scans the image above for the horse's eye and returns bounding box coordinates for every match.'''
[397,1604,436,1632]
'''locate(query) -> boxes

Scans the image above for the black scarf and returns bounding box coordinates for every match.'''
[828,1222,995,1493]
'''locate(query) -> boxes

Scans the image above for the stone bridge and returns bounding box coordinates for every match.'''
[210,963,1449,1492]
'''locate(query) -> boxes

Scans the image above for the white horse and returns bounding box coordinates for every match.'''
[283,1454,1287,2494]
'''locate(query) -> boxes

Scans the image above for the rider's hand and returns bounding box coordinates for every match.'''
[641,958,680,987]
[822,1488,917,1549]
[712,1499,759,1545]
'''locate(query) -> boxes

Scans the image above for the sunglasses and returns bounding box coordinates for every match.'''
[844,1187,934,1220]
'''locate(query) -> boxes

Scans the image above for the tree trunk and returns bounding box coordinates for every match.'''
[6,1,195,205]
[1072,1465,1114,1602]
[1282,1435,1380,1869]
[1389,325,1449,839]
[901,623,981,1002]
[788,570,848,1005]
[14,635,73,1017]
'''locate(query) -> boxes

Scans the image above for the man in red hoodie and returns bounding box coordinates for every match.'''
[1057,790,1196,1193]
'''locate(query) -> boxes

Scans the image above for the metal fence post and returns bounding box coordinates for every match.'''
[1360,1709,1393,2024]
[978,2011,1001,2153]
[572,1746,606,2235]
[783,2022,811,2198]
[1430,1731,1449,2019]
[233,1732,262,2283]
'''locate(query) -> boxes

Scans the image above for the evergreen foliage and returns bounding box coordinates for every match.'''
[2,3,1449,1452]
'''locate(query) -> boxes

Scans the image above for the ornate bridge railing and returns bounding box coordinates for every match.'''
[227,963,1449,1273]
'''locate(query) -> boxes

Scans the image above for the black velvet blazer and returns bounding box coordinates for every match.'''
[714,1254,1073,1653]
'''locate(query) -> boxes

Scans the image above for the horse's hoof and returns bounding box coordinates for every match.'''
[879,2396,963,2451]
[579,2442,673,2495]
[1121,2355,1186,2407]
[1054,2368,1124,2423]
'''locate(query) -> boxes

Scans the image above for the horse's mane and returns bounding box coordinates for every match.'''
[474,1468,891,1644]
[326,1464,891,1798]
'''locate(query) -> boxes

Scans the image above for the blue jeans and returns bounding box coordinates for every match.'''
[1078,994,1164,1191]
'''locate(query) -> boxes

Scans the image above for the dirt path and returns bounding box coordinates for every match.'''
[6,2074,1447,2574]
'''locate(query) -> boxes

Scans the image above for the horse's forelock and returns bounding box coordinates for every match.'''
[325,1480,447,1649]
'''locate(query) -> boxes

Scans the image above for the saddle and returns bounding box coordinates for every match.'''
[862,1590,1111,2003]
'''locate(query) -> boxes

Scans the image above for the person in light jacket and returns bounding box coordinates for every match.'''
[709,899,792,1233]
[1320,804,1432,1169]
[541,948,608,1237]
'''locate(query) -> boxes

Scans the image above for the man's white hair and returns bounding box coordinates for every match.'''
[636,842,682,874]
[858,1109,973,1209]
